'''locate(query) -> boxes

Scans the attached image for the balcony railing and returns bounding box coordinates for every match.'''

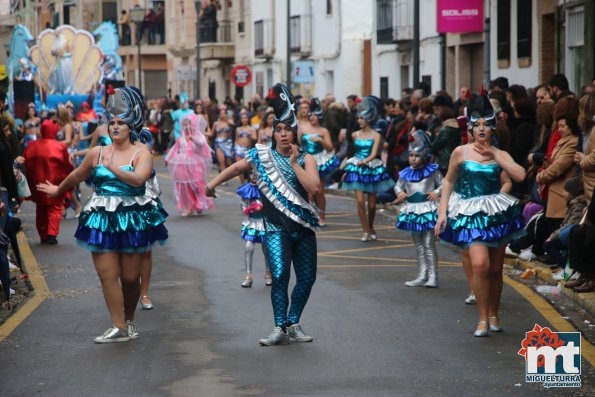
[255,19,274,57]
[200,19,232,43]
[200,20,234,60]
[376,0,413,44]
[290,14,312,56]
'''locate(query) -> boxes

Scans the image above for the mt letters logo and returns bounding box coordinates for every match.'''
[518,324,581,388]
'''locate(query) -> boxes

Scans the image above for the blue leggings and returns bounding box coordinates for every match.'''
[264,229,317,327]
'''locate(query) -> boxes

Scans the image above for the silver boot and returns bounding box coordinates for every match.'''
[423,231,438,288]
[405,232,428,287]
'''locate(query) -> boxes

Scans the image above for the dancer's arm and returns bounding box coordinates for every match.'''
[500,171,512,193]
[104,148,153,187]
[207,159,253,195]
[474,142,525,183]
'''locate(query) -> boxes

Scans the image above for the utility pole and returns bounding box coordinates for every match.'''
[286,0,291,89]
[195,1,202,99]
[412,0,420,89]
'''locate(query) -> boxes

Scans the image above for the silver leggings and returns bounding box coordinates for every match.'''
[411,231,438,278]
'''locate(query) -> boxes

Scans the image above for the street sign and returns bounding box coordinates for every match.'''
[231,65,252,87]
[293,60,315,84]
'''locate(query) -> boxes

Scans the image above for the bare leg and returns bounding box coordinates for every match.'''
[468,244,490,333]
[316,186,327,224]
[367,193,377,237]
[216,148,227,173]
[120,253,143,321]
[462,249,472,287]
[92,252,125,329]
[355,190,369,235]
[236,156,246,184]
[140,251,153,308]
[487,245,506,323]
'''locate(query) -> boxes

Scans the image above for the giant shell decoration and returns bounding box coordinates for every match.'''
[29,25,103,94]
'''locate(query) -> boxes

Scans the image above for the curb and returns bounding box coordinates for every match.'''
[504,257,595,319]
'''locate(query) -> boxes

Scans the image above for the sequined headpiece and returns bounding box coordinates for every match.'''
[357,96,380,124]
[467,87,496,128]
[408,130,432,163]
[309,97,323,119]
[105,85,145,133]
[267,83,297,132]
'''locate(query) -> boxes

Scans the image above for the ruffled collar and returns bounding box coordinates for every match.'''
[399,164,439,182]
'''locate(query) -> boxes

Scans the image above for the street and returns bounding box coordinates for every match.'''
[0,160,593,397]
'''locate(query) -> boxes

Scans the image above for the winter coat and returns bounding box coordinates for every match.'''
[430,119,460,173]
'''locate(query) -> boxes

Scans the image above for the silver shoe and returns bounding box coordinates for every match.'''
[405,277,427,287]
[94,327,130,343]
[489,317,503,333]
[465,292,476,305]
[287,324,313,342]
[140,296,154,310]
[361,233,370,242]
[265,273,273,286]
[424,275,438,288]
[370,230,377,241]
[259,326,290,346]
[241,275,253,288]
[474,321,489,337]
[127,320,139,340]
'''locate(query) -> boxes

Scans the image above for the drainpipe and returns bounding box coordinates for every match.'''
[412,0,420,88]
[483,14,490,87]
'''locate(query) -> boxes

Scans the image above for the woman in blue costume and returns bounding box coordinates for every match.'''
[257,110,274,147]
[37,86,168,343]
[213,108,235,174]
[234,112,257,184]
[342,96,394,241]
[236,171,272,288]
[395,130,443,287]
[298,98,340,226]
[435,92,525,337]
[207,83,321,346]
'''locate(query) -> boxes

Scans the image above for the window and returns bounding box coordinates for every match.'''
[254,20,264,55]
[102,1,118,25]
[516,0,531,59]
[497,0,510,61]
[376,0,393,44]
[327,0,332,15]
[238,21,245,34]
[380,77,389,100]
[290,16,300,51]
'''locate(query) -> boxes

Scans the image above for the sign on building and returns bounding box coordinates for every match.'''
[293,61,315,84]
[437,0,484,33]
[231,65,252,87]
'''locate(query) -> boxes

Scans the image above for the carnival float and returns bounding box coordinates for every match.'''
[6,22,124,120]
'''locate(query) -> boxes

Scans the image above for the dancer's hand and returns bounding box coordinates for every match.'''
[434,214,447,238]
[289,144,300,165]
[473,142,497,161]
[37,180,60,198]
[395,192,407,203]
[427,191,438,201]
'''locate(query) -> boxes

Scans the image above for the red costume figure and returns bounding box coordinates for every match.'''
[76,102,98,122]
[24,120,74,244]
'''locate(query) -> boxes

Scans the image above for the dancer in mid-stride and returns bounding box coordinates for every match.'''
[236,171,272,288]
[207,83,321,346]
[38,86,168,343]
[435,91,525,337]
[395,130,443,287]
[342,96,394,241]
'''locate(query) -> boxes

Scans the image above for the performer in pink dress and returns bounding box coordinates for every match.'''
[165,113,214,216]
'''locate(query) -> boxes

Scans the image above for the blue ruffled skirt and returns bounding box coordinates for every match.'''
[439,192,525,248]
[75,194,168,253]
[311,151,340,179]
[342,158,394,193]
[396,196,439,232]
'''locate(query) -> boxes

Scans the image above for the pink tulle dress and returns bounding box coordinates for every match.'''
[165,114,214,215]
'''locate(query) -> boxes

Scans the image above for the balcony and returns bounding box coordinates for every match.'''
[376,0,413,45]
[290,14,312,56]
[200,20,234,60]
[254,19,274,58]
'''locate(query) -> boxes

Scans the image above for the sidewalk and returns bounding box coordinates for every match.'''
[325,186,595,321]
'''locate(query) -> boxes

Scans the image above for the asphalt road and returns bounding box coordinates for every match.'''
[0,160,593,396]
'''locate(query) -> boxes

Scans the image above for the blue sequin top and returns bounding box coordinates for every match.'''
[353,139,374,159]
[301,134,323,154]
[457,161,501,199]
[92,165,146,197]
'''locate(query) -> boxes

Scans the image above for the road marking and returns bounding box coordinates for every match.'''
[0,232,50,342]
[317,235,411,243]
[318,244,414,255]
[504,275,595,367]
[324,212,356,217]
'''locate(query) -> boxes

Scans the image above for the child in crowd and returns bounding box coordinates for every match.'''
[395,130,443,287]
[236,172,272,288]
